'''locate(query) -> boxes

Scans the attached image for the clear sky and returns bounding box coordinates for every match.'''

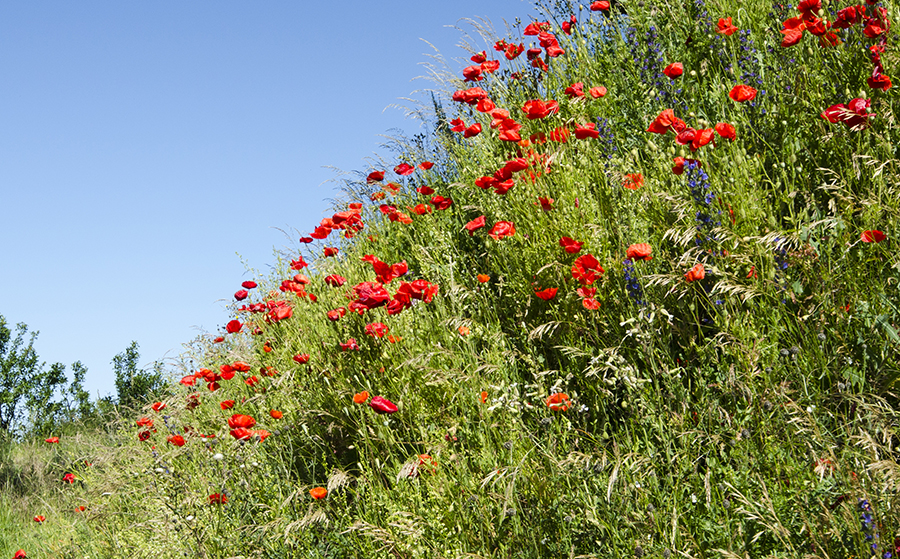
[0,0,529,398]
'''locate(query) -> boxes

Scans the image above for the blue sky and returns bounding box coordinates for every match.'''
[0,0,529,398]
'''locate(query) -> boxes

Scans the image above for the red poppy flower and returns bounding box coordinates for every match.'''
[572,254,604,285]
[326,308,346,322]
[522,99,559,120]
[462,65,483,82]
[574,122,599,139]
[459,215,485,236]
[626,243,653,261]
[45,437,59,443]
[220,400,235,410]
[535,287,558,300]
[536,197,554,211]
[691,128,715,151]
[449,118,466,132]
[213,336,224,343]
[685,263,706,282]
[623,174,644,190]
[561,15,577,35]
[868,74,892,92]
[559,237,583,254]
[138,430,151,441]
[369,396,398,414]
[715,122,736,141]
[729,85,757,102]
[136,416,153,428]
[717,17,739,35]
[167,435,185,447]
[821,98,874,129]
[340,338,360,352]
[270,410,283,419]
[310,487,328,500]
[228,414,256,429]
[225,320,242,334]
[546,393,571,411]
[430,195,453,210]
[590,1,610,10]
[62,473,75,484]
[394,163,414,176]
[663,63,683,78]
[672,157,701,175]
[523,21,550,35]
[647,109,686,134]
[353,391,370,404]
[292,354,310,365]
[576,286,597,299]
[241,281,257,289]
[33,515,45,523]
[861,230,886,243]
[564,82,585,99]
[488,221,516,240]
[496,118,523,142]
[366,171,385,184]
[588,86,607,99]
[208,493,227,505]
[470,51,486,64]
[462,122,482,138]
[481,60,500,74]
[323,247,338,258]
[365,322,389,338]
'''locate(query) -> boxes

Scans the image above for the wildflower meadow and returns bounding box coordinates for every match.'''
[2,0,898,557]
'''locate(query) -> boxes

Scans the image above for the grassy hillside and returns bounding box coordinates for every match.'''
[3,0,898,557]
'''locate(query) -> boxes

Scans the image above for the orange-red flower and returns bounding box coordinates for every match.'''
[464,215,486,236]
[208,493,227,505]
[480,390,488,403]
[572,254,604,285]
[574,122,599,139]
[310,487,328,500]
[369,396,398,414]
[167,435,185,447]
[590,1,610,11]
[226,319,242,334]
[365,322,389,338]
[589,86,607,98]
[626,243,653,261]
[623,174,644,190]
[353,391,370,404]
[269,410,283,419]
[663,62,683,78]
[717,17,739,35]
[715,122,736,141]
[861,230,886,243]
[559,237,583,254]
[522,99,559,120]
[534,287,558,300]
[62,473,75,484]
[151,402,166,412]
[228,414,256,430]
[488,221,516,240]
[136,417,153,428]
[220,400,235,410]
[546,393,571,411]
[685,263,706,282]
[33,515,45,523]
[477,274,490,283]
[45,437,59,443]
[729,85,757,102]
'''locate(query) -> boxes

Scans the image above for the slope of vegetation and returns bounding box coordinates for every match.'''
[3,0,898,557]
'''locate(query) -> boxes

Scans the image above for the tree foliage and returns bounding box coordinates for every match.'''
[112,341,165,411]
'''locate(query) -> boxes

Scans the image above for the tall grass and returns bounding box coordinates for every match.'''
[4,0,899,556]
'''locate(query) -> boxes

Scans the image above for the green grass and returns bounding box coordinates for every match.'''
[2,0,899,556]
